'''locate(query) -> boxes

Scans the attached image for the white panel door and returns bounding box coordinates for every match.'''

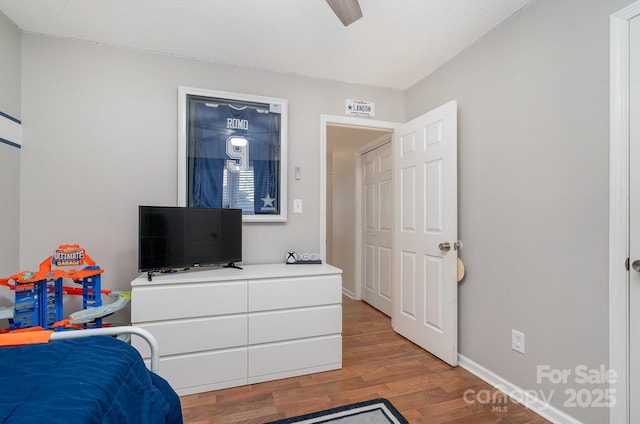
[362,141,393,316]
[629,13,640,424]
[393,101,458,366]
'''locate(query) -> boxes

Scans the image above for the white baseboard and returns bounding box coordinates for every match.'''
[458,354,582,424]
[342,288,355,299]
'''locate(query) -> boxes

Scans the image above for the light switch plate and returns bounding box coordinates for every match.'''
[293,199,303,213]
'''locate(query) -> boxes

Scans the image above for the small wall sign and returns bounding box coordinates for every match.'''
[346,99,375,118]
[52,244,88,267]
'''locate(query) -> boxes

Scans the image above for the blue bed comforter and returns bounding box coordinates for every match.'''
[0,336,183,423]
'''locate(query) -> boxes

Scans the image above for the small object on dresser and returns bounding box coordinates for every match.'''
[286,252,322,264]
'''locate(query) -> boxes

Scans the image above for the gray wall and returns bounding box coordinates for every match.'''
[0,10,20,284]
[18,35,405,307]
[406,0,633,422]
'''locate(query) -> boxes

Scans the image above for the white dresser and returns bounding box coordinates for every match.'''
[130,263,343,396]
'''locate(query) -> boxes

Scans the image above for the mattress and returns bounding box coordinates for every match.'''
[0,335,183,423]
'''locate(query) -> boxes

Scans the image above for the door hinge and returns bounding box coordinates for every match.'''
[626,257,630,271]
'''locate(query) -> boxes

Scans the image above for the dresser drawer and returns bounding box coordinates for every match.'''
[248,305,341,344]
[158,348,248,396]
[132,280,247,322]
[248,275,342,312]
[248,335,342,380]
[132,315,247,358]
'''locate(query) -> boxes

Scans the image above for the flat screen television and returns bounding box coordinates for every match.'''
[138,206,242,278]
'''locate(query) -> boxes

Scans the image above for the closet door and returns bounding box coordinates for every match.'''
[362,141,393,316]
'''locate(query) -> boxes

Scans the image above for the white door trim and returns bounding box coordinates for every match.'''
[610,2,640,423]
[320,115,399,296]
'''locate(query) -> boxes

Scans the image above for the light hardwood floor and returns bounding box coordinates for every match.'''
[180,297,550,423]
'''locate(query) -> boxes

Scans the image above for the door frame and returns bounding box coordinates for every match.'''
[610,2,640,423]
[355,135,393,302]
[320,114,398,298]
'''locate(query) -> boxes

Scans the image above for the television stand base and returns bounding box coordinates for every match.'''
[224,262,243,270]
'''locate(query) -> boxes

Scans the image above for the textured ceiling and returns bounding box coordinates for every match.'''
[0,0,533,90]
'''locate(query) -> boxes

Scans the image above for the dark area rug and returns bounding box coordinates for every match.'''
[267,398,408,424]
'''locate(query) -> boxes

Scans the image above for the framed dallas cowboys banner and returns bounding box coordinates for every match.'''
[178,86,288,222]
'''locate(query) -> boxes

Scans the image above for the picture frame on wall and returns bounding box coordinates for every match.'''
[177,86,288,222]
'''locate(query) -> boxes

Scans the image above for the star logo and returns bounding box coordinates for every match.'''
[261,194,276,210]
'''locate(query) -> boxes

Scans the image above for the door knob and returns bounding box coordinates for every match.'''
[632,260,640,272]
[439,242,451,251]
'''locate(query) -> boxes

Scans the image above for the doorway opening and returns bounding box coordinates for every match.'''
[320,115,397,305]
[321,100,458,367]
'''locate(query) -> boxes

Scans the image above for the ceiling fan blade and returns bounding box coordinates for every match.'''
[326,0,363,26]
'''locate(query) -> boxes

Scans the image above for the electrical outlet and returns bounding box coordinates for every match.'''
[512,329,525,354]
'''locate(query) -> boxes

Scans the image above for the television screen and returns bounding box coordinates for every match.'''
[138,206,242,273]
